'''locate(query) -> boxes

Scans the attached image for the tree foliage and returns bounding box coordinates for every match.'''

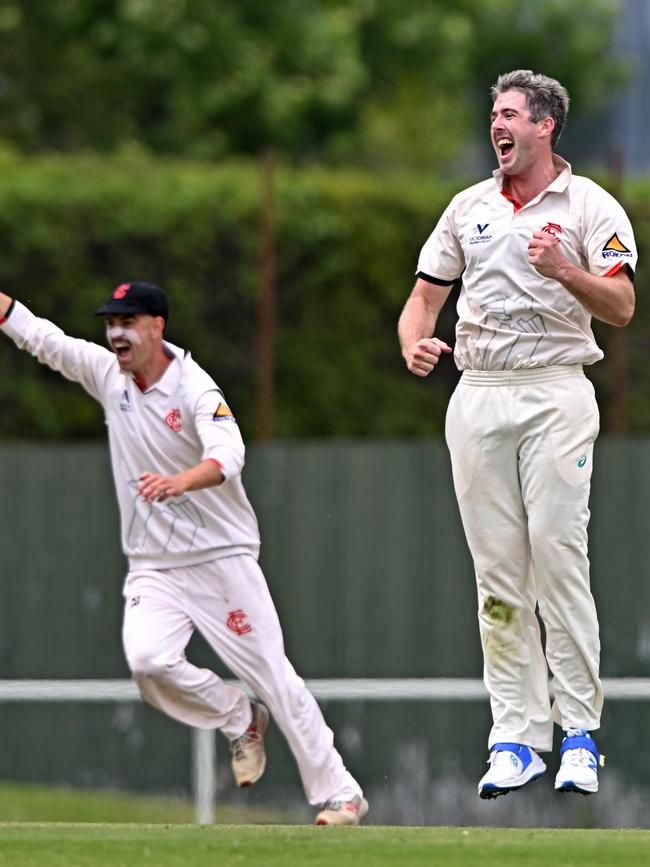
[0,152,648,441]
[0,152,454,441]
[0,0,624,168]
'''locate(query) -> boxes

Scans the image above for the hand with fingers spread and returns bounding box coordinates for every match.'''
[403,337,453,377]
[137,471,186,503]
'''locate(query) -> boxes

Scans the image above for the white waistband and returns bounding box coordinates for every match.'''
[459,364,584,387]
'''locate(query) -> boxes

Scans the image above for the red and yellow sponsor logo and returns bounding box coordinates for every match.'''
[213,402,235,421]
[602,233,632,259]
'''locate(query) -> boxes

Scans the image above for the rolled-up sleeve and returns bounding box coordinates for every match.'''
[193,390,246,481]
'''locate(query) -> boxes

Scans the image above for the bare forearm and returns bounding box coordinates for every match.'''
[398,293,438,353]
[398,279,454,376]
[398,278,453,353]
[528,232,635,327]
[178,459,224,492]
[137,459,224,502]
[556,263,634,326]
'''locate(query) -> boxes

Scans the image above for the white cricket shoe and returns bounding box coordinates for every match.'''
[478,742,546,799]
[230,701,270,787]
[315,794,369,826]
[554,729,604,795]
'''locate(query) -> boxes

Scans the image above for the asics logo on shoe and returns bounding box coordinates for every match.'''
[478,744,546,800]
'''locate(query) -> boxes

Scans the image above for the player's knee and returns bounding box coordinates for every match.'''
[126,646,177,682]
[528,509,585,558]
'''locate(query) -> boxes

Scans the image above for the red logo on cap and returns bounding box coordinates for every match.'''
[113,283,131,299]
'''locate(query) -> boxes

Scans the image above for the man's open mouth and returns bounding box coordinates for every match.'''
[113,342,132,359]
[497,138,514,157]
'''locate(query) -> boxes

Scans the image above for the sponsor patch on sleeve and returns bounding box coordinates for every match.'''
[213,402,235,422]
[602,233,633,259]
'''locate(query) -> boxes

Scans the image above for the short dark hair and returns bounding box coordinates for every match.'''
[491,69,570,147]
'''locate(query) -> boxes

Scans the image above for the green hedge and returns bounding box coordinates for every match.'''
[0,150,647,440]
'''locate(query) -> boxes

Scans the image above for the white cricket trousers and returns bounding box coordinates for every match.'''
[445,365,603,752]
[122,554,361,806]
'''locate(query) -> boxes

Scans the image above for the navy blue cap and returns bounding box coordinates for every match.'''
[95,282,169,321]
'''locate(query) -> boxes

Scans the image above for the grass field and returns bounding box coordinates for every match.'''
[0,786,648,866]
[0,824,649,867]
[0,782,288,825]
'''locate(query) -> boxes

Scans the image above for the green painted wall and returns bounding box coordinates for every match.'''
[0,440,648,819]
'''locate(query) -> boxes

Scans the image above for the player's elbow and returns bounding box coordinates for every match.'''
[612,295,635,327]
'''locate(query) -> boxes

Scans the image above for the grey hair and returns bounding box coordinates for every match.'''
[491,70,570,146]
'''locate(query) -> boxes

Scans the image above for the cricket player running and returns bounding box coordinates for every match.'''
[0,282,367,825]
[399,70,637,799]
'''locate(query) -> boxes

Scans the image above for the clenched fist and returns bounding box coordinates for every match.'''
[403,337,452,377]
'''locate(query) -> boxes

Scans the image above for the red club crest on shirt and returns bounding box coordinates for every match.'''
[113,283,131,299]
[165,409,182,432]
[227,609,252,636]
[541,222,562,237]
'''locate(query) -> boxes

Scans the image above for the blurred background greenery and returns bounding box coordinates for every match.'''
[0,0,626,166]
[0,0,647,442]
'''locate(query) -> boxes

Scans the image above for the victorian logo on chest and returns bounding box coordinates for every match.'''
[165,408,182,432]
[469,222,493,245]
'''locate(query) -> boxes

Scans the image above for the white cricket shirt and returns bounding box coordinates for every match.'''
[417,156,638,371]
[1,302,261,569]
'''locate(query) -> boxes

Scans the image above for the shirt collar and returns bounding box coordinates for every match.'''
[492,153,572,194]
[128,341,185,395]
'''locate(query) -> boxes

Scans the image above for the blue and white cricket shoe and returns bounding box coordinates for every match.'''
[478,743,547,799]
[554,729,604,795]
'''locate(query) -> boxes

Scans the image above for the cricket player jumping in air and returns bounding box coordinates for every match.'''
[399,70,637,799]
[0,282,367,826]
